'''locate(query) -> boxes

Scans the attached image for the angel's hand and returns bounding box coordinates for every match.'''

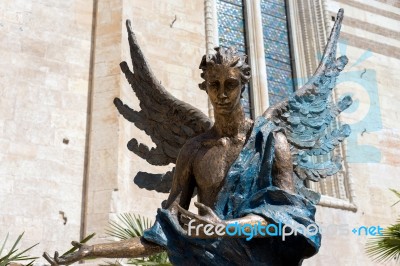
[43,241,93,266]
[177,202,225,238]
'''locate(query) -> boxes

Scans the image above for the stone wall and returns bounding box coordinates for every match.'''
[84,0,208,244]
[0,0,93,258]
[83,0,122,243]
[305,1,400,265]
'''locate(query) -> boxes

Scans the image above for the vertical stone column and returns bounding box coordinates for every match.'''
[204,0,217,120]
[287,0,356,210]
[83,0,123,240]
[244,0,269,116]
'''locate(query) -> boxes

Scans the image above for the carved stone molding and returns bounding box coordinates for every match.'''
[287,0,356,211]
[287,0,328,85]
[243,0,269,117]
[204,0,218,120]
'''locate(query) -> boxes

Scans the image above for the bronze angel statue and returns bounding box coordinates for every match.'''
[44,9,352,266]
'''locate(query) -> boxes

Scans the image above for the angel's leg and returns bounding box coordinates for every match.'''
[43,237,164,265]
[272,131,295,193]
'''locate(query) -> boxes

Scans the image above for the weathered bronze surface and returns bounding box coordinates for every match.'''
[44,9,351,266]
[43,238,164,265]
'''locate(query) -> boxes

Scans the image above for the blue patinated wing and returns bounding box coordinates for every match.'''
[266,9,352,182]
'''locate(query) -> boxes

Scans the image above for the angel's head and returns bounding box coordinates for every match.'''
[198,47,251,114]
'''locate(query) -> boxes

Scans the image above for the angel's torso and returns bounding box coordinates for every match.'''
[189,127,251,212]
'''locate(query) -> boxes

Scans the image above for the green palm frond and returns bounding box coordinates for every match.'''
[106,213,152,240]
[0,232,38,266]
[366,219,400,263]
[0,233,9,258]
[127,251,171,266]
[106,213,172,266]
[99,259,124,266]
[61,233,96,257]
[366,189,400,263]
[390,189,400,206]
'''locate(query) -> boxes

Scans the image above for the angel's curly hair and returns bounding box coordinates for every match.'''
[198,46,251,91]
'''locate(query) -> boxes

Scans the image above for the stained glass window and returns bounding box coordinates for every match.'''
[216,0,252,117]
[214,0,351,207]
[261,0,294,105]
[216,0,294,114]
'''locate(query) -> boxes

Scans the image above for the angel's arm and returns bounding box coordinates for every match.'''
[164,140,197,214]
[272,131,295,193]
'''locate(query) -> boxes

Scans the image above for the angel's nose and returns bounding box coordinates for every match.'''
[217,88,228,99]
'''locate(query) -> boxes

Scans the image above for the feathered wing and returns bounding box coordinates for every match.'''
[115,20,212,192]
[267,9,352,182]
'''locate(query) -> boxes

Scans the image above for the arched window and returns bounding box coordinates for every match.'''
[215,0,295,116]
[206,0,356,211]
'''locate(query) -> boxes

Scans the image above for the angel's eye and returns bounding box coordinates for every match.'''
[225,79,239,90]
[208,81,219,89]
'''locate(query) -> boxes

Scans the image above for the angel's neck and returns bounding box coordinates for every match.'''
[213,107,247,138]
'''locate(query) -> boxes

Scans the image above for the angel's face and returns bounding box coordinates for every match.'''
[205,65,242,115]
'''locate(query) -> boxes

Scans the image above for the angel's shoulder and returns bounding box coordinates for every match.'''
[179,130,213,155]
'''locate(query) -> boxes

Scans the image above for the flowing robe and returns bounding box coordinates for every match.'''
[144,116,321,266]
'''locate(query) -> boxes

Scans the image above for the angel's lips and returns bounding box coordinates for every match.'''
[216,102,231,108]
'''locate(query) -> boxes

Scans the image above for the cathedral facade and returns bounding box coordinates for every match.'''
[1,0,399,265]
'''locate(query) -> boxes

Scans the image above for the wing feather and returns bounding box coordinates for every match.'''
[266,9,352,182]
[115,20,212,191]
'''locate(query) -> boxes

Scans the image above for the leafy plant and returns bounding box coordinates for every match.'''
[105,213,171,266]
[0,232,38,266]
[390,189,400,207]
[366,189,400,263]
[365,220,400,263]
[106,213,152,240]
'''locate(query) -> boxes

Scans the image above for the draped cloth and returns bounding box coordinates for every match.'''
[143,116,321,266]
